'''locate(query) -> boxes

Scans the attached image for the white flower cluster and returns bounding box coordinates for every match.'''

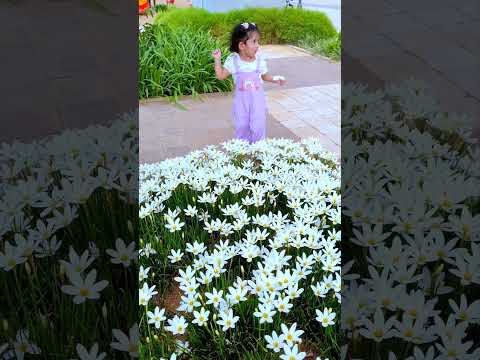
[0,115,138,358]
[139,138,341,359]
[342,80,480,360]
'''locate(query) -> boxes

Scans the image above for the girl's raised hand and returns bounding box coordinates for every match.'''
[212,49,222,60]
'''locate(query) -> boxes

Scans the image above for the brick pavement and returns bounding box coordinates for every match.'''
[343,0,480,133]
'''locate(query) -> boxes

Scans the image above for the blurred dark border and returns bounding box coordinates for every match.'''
[342,0,479,359]
[0,1,138,358]
[0,0,137,142]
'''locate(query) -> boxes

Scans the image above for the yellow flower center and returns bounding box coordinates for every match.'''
[79,288,90,297]
[447,350,457,357]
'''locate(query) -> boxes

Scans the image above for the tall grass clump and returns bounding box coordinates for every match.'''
[299,32,341,61]
[138,24,233,100]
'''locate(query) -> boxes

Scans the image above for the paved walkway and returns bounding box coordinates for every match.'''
[343,0,480,134]
[140,45,340,163]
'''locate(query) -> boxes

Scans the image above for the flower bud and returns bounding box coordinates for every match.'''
[215,330,220,336]
[102,303,108,319]
[2,319,8,331]
[127,220,134,234]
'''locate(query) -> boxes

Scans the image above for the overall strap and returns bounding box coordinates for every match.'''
[233,54,240,74]
[255,55,262,73]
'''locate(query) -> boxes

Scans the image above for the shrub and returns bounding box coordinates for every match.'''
[155,7,337,47]
[139,138,341,359]
[138,23,233,99]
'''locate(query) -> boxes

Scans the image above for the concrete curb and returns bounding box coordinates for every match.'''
[287,44,340,64]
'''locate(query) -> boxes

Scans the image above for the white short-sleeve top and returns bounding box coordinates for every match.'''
[223,53,268,83]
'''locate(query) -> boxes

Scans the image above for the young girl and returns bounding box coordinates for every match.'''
[212,22,286,144]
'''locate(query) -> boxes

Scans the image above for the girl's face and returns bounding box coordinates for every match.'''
[239,31,260,58]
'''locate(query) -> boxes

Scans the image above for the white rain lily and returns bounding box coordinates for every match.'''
[12,329,41,360]
[110,323,140,357]
[147,307,167,329]
[61,269,109,304]
[71,343,106,360]
[106,238,137,267]
[166,315,188,335]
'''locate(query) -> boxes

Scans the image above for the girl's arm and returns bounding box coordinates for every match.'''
[212,49,231,80]
[214,58,231,80]
[261,72,286,85]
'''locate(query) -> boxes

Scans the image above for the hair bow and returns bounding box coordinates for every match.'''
[241,22,249,29]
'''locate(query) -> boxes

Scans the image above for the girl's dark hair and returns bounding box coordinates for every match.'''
[229,22,260,53]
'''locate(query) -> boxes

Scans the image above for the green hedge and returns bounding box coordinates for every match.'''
[154,7,337,47]
[138,23,233,99]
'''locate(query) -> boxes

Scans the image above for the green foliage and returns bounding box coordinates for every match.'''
[155,7,337,48]
[144,3,169,17]
[299,31,341,61]
[138,24,233,100]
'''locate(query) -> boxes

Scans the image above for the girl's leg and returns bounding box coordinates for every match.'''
[234,113,251,141]
[233,98,250,141]
[249,94,267,143]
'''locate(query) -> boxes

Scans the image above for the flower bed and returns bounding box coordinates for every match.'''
[342,80,480,359]
[0,116,138,358]
[139,138,341,359]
